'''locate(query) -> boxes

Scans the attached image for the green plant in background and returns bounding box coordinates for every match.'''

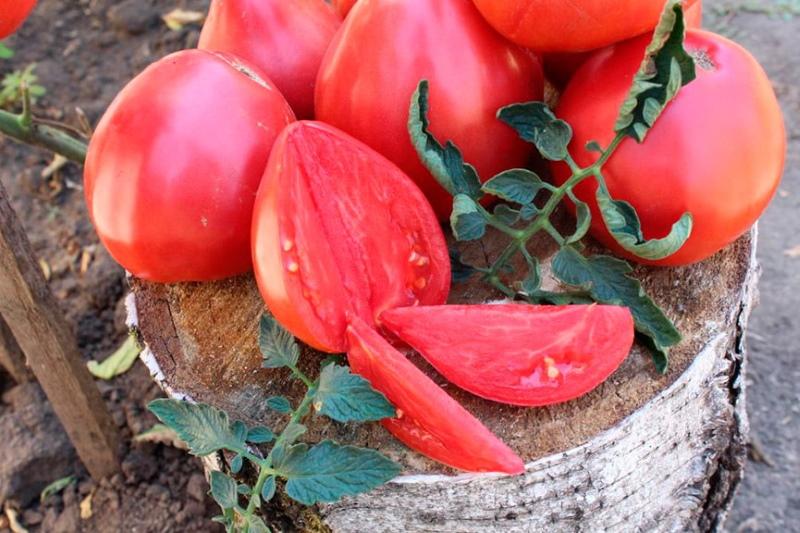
[0,63,45,108]
[148,315,401,533]
[409,1,695,373]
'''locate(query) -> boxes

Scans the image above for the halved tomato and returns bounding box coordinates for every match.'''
[381,304,634,406]
[252,121,450,353]
[346,316,524,474]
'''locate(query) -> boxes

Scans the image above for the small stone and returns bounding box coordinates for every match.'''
[186,473,208,502]
[107,0,159,35]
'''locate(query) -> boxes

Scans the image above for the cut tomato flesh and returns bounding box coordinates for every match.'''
[252,121,450,352]
[381,304,634,407]
[346,317,524,474]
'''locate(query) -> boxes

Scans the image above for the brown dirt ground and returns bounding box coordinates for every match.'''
[0,0,796,531]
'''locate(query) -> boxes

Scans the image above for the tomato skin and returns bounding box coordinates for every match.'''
[346,317,524,474]
[0,0,36,39]
[382,304,634,406]
[544,0,703,88]
[331,0,357,17]
[474,0,700,53]
[85,50,295,282]
[315,0,544,220]
[552,30,785,266]
[199,0,340,119]
[252,121,450,353]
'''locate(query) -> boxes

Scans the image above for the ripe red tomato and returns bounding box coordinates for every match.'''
[347,317,524,474]
[553,30,785,266]
[199,0,340,119]
[382,304,634,406]
[473,0,700,53]
[331,0,357,17]
[315,0,545,220]
[85,50,295,282]
[252,121,450,353]
[0,0,36,39]
[545,0,703,87]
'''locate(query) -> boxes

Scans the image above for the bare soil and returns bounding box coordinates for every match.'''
[0,0,796,531]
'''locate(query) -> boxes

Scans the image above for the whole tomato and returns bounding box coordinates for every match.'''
[545,0,703,87]
[473,0,699,53]
[331,0,357,17]
[199,0,340,119]
[315,0,544,220]
[0,0,36,39]
[552,30,785,266]
[85,50,295,282]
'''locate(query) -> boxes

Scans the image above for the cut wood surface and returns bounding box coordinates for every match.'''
[129,224,758,532]
[0,182,120,480]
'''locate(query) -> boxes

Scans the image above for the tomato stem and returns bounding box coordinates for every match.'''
[0,89,88,164]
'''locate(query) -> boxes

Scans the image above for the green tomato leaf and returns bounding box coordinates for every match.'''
[210,471,238,510]
[498,102,573,161]
[261,476,277,502]
[408,80,482,199]
[87,334,140,380]
[246,426,275,444]
[481,169,547,205]
[314,365,396,423]
[519,203,538,221]
[567,190,592,244]
[246,514,270,533]
[551,246,681,372]
[614,0,696,142]
[493,204,520,226]
[230,454,243,475]
[520,254,542,295]
[271,422,309,467]
[596,188,692,260]
[267,396,292,414]
[147,399,246,456]
[450,248,476,283]
[237,483,250,495]
[259,314,300,369]
[450,194,486,241]
[275,441,401,506]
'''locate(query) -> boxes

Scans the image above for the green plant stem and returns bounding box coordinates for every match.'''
[241,369,317,529]
[0,87,88,164]
[480,132,627,292]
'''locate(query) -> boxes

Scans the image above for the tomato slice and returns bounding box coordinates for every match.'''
[346,317,524,474]
[252,121,450,353]
[381,304,634,407]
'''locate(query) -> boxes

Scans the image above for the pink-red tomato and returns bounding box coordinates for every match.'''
[0,0,36,39]
[473,0,700,53]
[199,0,340,119]
[346,316,524,474]
[382,304,634,406]
[252,121,450,353]
[85,50,295,282]
[553,30,785,266]
[331,0,357,17]
[315,0,545,220]
[544,0,704,88]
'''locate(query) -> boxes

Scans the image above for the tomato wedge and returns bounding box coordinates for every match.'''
[381,304,634,407]
[346,317,524,474]
[252,121,450,353]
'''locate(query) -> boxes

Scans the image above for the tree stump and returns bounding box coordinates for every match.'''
[127,226,758,532]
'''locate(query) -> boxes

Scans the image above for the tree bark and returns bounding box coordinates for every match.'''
[128,227,758,532]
